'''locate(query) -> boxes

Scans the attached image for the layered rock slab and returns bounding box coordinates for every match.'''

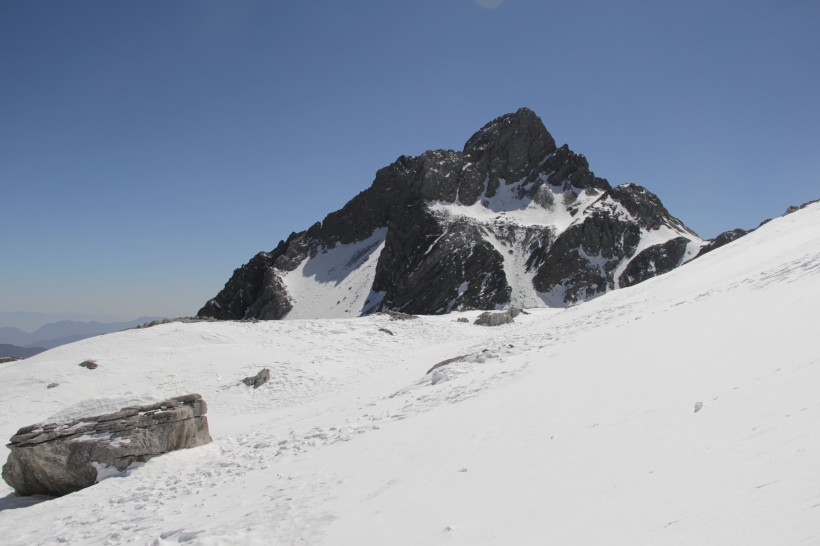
[2,394,211,496]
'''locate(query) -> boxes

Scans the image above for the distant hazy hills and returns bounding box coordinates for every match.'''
[0,344,45,359]
[0,317,163,356]
[0,311,135,333]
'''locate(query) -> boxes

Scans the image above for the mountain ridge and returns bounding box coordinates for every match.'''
[0,317,163,349]
[0,344,45,360]
[199,109,717,320]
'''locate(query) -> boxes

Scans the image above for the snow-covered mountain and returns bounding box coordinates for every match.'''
[1,202,818,544]
[199,108,707,320]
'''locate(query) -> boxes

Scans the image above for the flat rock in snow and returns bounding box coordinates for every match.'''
[2,394,211,497]
[242,368,271,388]
[473,307,523,326]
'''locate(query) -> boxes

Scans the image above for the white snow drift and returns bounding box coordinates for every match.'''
[0,203,818,545]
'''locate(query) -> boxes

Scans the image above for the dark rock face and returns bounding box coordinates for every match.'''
[199,108,702,319]
[608,184,690,231]
[374,212,510,314]
[2,394,211,497]
[619,237,691,288]
[695,228,750,259]
[531,209,642,303]
[200,252,292,320]
[463,108,557,198]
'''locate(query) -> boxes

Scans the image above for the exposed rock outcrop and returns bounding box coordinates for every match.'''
[694,228,750,259]
[242,368,271,388]
[785,198,819,215]
[474,307,523,326]
[619,237,691,288]
[2,394,211,496]
[427,354,471,375]
[692,199,818,262]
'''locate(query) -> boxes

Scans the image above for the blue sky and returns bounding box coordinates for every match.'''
[1,0,818,322]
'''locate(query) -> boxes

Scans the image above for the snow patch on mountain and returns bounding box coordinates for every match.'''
[428,178,602,231]
[281,228,387,319]
[480,224,544,308]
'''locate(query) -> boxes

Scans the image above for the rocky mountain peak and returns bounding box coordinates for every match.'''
[463,107,557,197]
[199,109,710,321]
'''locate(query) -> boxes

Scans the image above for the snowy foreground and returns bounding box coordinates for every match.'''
[1,204,819,545]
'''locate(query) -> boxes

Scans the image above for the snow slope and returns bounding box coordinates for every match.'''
[0,203,818,545]
[280,228,387,319]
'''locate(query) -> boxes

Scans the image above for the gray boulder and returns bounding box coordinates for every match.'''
[474,307,523,326]
[2,393,211,497]
[242,368,271,388]
[383,310,418,321]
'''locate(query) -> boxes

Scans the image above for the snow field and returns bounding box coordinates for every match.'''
[0,203,817,545]
[280,228,387,319]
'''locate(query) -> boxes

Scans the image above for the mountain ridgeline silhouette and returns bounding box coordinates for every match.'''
[199,108,738,320]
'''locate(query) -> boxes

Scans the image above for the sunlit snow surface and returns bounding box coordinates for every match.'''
[1,204,818,545]
[428,178,602,230]
[280,228,387,319]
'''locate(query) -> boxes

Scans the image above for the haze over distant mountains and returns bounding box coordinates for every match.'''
[0,344,44,360]
[0,316,163,356]
[0,312,141,333]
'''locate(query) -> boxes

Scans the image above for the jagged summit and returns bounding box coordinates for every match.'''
[463,107,557,194]
[199,109,708,321]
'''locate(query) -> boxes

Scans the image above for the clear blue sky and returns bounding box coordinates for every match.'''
[1,0,818,321]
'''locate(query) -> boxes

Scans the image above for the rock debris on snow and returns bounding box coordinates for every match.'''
[242,368,272,389]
